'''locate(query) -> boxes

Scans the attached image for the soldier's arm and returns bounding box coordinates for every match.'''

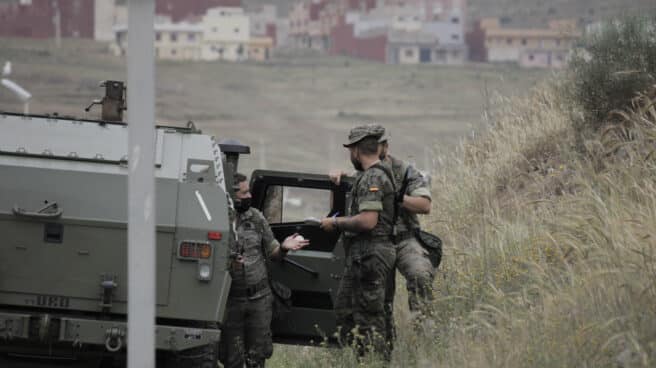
[401,195,431,214]
[256,211,309,260]
[401,165,432,214]
[270,236,309,260]
[321,171,383,232]
[333,211,379,232]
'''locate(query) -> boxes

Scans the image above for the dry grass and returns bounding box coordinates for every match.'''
[267,81,656,367]
[420,84,656,367]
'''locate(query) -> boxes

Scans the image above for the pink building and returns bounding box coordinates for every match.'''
[330,18,387,62]
[329,0,467,64]
[288,0,376,50]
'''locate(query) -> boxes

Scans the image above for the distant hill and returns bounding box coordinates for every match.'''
[243,0,656,25]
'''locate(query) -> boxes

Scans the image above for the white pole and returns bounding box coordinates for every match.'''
[127,0,156,367]
[259,136,267,169]
[53,0,61,48]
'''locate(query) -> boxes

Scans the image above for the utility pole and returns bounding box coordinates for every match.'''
[52,0,61,48]
[127,0,156,367]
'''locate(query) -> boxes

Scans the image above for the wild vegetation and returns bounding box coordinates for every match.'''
[269,15,656,368]
[569,14,656,132]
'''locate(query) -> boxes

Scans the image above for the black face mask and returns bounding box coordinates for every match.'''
[351,156,363,171]
[235,197,251,213]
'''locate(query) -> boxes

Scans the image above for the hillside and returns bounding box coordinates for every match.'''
[269,64,656,368]
[267,16,656,367]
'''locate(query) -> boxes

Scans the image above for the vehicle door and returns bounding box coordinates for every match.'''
[250,170,351,345]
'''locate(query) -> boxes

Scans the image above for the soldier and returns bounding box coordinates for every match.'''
[377,128,435,335]
[220,173,310,368]
[329,125,434,344]
[320,125,396,360]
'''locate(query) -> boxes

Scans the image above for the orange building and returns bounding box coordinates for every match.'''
[468,18,581,68]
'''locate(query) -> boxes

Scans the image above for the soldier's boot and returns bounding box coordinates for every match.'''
[407,280,435,331]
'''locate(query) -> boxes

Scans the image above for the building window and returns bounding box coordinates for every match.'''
[555,39,561,46]
[405,49,414,57]
[156,32,161,41]
[188,33,196,41]
[171,48,177,56]
[506,38,513,45]
[212,27,218,33]
[170,32,178,42]
[234,28,240,33]
[521,38,527,45]
[451,34,459,41]
[556,54,564,61]
[528,54,534,61]
[451,17,460,24]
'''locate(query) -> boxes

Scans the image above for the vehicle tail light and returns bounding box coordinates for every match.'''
[208,231,222,240]
[178,241,212,260]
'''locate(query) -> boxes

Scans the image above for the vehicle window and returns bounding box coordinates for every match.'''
[262,185,282,224]
[262,185,331,224]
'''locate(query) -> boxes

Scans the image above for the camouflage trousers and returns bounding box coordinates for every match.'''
[335,239,396,360]
[219,292,274,368]
[385,235,436,339]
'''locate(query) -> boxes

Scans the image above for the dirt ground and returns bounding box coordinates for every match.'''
[0,37,547,175]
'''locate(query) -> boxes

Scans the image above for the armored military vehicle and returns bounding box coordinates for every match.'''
[0,82,349,366]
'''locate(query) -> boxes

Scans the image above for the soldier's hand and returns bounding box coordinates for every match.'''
[320,217,336,232]
[282,233,310,251]
[329,170,346,185]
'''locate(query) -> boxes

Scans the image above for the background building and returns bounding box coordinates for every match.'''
[468,17,581,68]
[112,17,204,61]
[248,36,274,61]
[201,7,250,61]
[329,0,467,64]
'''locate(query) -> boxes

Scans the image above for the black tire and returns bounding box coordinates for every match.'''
[157,344,217,368]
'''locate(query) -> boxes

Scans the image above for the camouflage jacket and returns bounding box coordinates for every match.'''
[231,207,280,293]
[385,155,432,235]
[345,161,396,241]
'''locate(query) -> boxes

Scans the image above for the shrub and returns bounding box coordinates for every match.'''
[569,14,656,133]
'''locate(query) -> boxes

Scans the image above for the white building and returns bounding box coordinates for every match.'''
[201,7,250,62]
[112,18,204,61]
[94,0,128,42]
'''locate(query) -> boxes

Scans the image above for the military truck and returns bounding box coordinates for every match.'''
[0,82,349,366]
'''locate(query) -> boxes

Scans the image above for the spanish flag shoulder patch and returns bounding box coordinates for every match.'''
[369,186,380,192]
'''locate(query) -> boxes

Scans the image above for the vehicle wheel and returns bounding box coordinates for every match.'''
[157,344,217,368]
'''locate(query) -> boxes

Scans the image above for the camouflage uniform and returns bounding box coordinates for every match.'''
[220,207,278,368]
[383,154,435,339]
[335,161,396,359]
